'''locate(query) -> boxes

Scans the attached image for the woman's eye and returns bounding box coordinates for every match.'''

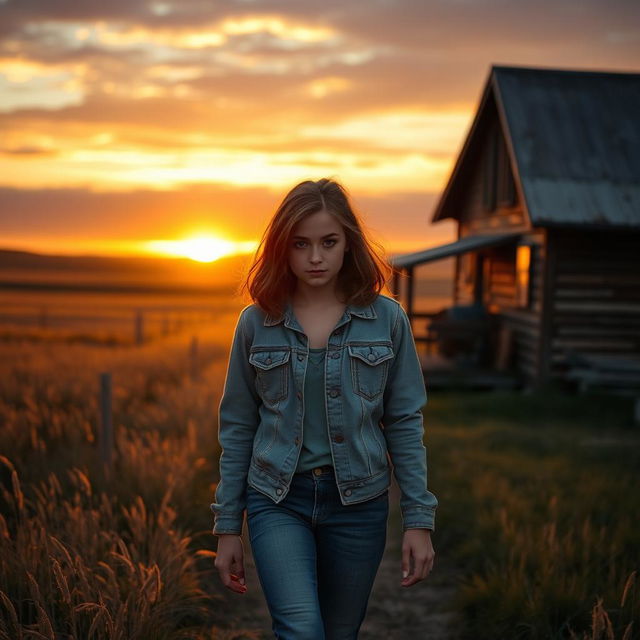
[292,239,337,249]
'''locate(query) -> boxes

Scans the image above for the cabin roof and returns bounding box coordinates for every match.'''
[432,64,640,228]
[391,232,521,268]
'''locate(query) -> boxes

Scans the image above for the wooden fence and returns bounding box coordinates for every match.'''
[0,303,218,344]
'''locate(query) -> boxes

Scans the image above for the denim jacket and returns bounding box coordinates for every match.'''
[211,293,438,535]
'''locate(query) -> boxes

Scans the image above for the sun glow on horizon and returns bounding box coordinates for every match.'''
[145,234,257,262]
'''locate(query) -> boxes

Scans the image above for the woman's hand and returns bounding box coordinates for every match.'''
[400,528,435,587]
[214,534,248,594]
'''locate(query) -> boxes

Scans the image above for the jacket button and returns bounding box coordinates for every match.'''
[367,353,376,362]
[297,354,304,361]
[331,352,340,359]
[296,392,302,400]
[265,357,272,365]
[276,488,283,495]
[333,434,344,443]
[329,389,340,398]
[344,488,352,496]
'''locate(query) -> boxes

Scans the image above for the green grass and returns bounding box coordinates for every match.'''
[425,389,639,640]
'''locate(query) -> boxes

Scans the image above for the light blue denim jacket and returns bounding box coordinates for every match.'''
[211,293,438,535]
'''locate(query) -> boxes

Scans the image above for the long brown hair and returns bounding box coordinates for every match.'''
[239,178,393,318]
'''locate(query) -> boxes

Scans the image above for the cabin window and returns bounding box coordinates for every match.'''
[515,244,532,307]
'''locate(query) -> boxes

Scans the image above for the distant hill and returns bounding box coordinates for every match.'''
[0,247,454,308]
[0,248,250,294]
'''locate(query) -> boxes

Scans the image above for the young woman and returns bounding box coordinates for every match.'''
[211,178,437,639]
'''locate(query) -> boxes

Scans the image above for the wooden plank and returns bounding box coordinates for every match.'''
[552,338,638,350]
[554,302,640,313]
[554,314,640,326]
[556,326,640,337]
[557,275,640,286]
[555,288,640,299]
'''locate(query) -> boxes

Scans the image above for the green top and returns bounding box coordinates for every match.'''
[295,347,333,472]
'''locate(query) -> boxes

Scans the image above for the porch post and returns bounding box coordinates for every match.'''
[391,267,400,301]
[406,265,414,321]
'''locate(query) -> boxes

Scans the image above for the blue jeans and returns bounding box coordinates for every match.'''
[246,465,389,639]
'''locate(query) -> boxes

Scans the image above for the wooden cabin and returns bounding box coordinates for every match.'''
[391,64,640,388]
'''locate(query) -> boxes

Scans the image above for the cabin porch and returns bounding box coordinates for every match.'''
[390,232,525,389]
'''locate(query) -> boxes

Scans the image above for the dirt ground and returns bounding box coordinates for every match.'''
[215,480,463,639]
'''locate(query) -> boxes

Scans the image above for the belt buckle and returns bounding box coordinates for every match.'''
[313,465,331,476]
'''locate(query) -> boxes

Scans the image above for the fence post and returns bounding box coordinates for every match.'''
[99,372,114,475]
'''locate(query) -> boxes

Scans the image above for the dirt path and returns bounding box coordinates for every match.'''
[358,481,463,639]
[217,480,462,639]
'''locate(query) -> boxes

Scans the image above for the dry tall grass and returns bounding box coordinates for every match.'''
[0,308,265,639]
[0,457,209,639]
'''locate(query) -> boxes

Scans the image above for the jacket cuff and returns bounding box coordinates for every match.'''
[211,505,244,536]
[401,506,436,532]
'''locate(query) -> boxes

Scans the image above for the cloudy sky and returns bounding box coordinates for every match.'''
[0,0,638,260]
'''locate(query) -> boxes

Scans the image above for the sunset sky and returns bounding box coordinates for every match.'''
[0,0,638,261]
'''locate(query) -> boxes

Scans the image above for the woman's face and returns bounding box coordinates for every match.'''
[287,209,349,293]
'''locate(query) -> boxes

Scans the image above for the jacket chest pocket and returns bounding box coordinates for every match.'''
[249,347,291,404]
[348,343,394,401]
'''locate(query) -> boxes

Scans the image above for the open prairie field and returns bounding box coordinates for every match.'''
[1,291,638,639]
[0,288,255,638]
[0,286,239,346]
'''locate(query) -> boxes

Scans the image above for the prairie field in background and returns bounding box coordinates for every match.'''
[0,280,638,639]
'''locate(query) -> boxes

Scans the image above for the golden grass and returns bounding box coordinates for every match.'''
[0,459,211,638]
[0,305,266,639]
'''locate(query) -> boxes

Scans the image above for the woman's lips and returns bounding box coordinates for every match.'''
[307,270,326,275]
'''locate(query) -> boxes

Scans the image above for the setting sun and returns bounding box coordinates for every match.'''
[145,234,257,262]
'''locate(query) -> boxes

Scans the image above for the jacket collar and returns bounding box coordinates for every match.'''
[263,299,377,327]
